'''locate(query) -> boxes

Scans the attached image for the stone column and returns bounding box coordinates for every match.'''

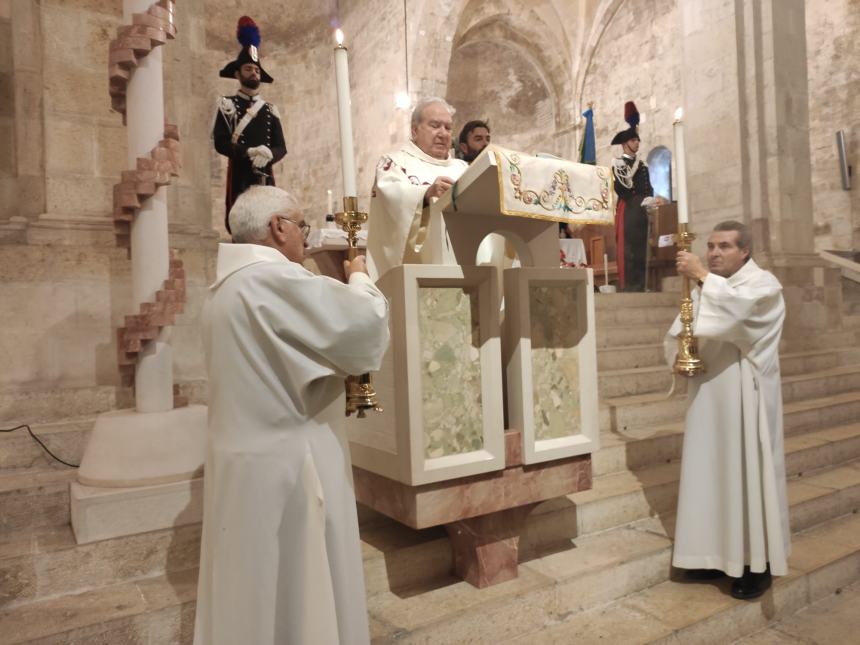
[679,0,841,333]
[125,0,174,412]
[678,0,815,258]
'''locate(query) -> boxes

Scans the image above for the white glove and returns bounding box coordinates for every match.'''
[247,145,273,168]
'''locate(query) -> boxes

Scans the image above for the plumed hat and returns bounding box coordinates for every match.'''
[610,101,640,145]
[219,16,274,83]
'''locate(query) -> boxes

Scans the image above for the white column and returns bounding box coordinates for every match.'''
[124,0,173,412]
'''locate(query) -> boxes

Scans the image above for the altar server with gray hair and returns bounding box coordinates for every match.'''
[194,186,390,645]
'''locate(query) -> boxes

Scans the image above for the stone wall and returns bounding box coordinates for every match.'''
[1,0,858,425]
[806,0,860,251]
[579,0,682,172]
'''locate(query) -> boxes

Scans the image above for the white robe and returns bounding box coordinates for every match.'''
[366,141,468,280]
[194,243,390,645]
[665,259,790,577]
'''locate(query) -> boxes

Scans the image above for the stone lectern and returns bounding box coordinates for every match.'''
[350,146,614,587]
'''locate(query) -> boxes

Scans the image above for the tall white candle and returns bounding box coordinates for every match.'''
[334,29,357,197]
[326,189,333,214]
[673,107,689,224]
[603,252,609,286]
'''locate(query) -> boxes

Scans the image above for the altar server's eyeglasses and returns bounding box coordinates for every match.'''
[279,217,311,240]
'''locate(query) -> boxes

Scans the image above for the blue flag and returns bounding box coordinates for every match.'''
[579,107,596,165]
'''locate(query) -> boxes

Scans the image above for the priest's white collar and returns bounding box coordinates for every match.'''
[726,258,760,286]
[402,140,457,166]
[211,243,287,289]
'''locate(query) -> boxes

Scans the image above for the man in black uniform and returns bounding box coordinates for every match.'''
[611,101,657,292]
[213,16,287,234]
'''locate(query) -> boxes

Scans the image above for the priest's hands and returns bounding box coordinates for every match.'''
[423,176,455,205]
[247,145,274,168]
[344,255,368,278]
[676,250,709,283]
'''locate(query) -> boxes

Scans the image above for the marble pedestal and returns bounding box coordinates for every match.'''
[353,430,592,587]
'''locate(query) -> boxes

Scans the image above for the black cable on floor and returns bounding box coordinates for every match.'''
[0,424,80,468]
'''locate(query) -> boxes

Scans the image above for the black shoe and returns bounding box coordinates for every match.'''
[684,568,727,580]
[731,564,772,600]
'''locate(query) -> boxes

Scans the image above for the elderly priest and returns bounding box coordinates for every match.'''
[366,97,468,280]
[194,186,390,645]
[666,220,789,600]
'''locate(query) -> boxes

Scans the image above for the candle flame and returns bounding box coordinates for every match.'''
[335,29,344,45]
[674,107,684,122]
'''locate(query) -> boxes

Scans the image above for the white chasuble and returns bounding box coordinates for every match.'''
[366,141,468,281]
[194,243,390,645]
[665,259,790,577]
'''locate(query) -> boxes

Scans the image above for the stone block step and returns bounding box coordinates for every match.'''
[594,419,860,478]
[505,512,860,645]
[779,348,849,377]
[781,329,857,354]
[0,467,76,534]
[0,417,92,471]
[1,461,857,645]
[594,292,680,309]
[594,305,679,327]
[0,566,198,645]
[781,364,860,402]
[0,523,201,609]
[596,325,666,349]
[534,456,860,543]
[596,345,847,375]
[597,343,666,371]
[599,361,860,402]
[603,388,860,434]
[598,365,678,398]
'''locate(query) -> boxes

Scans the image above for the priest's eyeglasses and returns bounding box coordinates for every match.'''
[279,217,311,241]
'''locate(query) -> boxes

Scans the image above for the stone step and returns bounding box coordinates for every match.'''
[0,566,199,644]
[599,361,860,400]
[594,292,680,309]
[782,364,860,402]
[533,453,860,544]
[596,325,667,349]
[0,417,92,471]
[0,467,77,535]
[0,523,201,609]
[594,305,678,327]
[596,321,855,356]
[1,461,857,644]
[594,419,860,478]
[597,343,667,371]
[733,580,860,644]
[598,365,679,398]
[603,388,860,434]
[505,512,860,645]
[596,344,846,375]
[779,348,849,376]
[5,489,857,645]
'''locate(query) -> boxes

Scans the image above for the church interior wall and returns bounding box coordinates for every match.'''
[580,0,682,171]
[805,0,860,252]
[1,0,858,425]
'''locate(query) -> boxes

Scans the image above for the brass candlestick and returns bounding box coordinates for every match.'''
[673,223,705,377]
[336,196,383,417]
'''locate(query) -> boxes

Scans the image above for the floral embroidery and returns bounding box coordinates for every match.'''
[505,152,611,214]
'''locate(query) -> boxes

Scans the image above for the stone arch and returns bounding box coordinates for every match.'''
[573,0,628,113]
[410,0,575,153]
